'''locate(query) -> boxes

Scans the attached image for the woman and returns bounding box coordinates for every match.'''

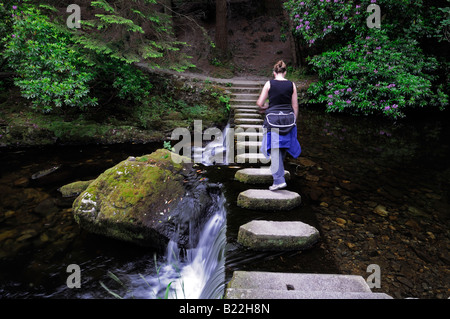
[257,60,301,191]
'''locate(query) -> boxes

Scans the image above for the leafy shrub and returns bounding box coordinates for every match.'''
[3,6,97,112]
[283,0,449,118]
[307,30,447,118]
[2,4,155,113]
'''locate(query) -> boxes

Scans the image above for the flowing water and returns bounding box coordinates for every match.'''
[1,107,449,299]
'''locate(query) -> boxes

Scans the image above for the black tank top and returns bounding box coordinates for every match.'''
[269,80,293,108]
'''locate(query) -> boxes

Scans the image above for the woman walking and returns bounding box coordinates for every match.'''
[257,60,301,191]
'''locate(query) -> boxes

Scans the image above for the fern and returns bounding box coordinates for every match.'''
[91,0,115,13]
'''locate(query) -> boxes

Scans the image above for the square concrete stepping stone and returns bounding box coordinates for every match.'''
[225,271,393,299]
[237,220,319,250]
[237,189,301,210]
[225,288,393,299]
[235,167,290,184]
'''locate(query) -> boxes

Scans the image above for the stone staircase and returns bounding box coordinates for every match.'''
[222,80,392,299]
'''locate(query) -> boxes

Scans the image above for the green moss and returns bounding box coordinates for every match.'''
[73,149,189,225]
[59,180,93,197]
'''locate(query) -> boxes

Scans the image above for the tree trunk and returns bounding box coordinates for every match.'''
[215,0,228,54]
[282,3,299,67]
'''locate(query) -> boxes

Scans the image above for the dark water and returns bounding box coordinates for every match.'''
[0,108,449,299]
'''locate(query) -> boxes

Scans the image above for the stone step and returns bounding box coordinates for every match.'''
[235,153,269,164]
[234,167,289,184]
[225,288,393,299]
[234,124,263,130]
[230,104,259,109]
[237,220,320,251]
[229,87,262,94]
[234,118,264,125]
[228,82,264,88]
[234,132,263,142]
[233,108,260,113]
[237,189,301,211]
[231,98,258,103]
[231,93,260,100]
[234,113,262,119]
[235,141,263,152]
[225,271,393,299]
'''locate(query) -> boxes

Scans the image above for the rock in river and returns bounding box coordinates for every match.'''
[72,149,219,251]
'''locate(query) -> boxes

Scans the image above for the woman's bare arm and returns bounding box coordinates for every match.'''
[292,82,299,120]
[257,81,270,110]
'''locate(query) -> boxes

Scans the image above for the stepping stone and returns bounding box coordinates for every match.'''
[225,271,393,299]
[237,220,319,251]
[237,189,301,210]
[235,153,269,164]
[225,288,393,299]
[234,167,289,184]
[234,118,263,125]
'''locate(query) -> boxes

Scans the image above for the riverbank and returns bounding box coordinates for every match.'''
[0,72,231,148]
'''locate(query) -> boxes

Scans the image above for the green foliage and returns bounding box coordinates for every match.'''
[307,30,447,118]
[3,6,97,112]
[283,0,449,118]
[283,0,447,48]
[73,0,193,70]
[1,3,154,112]
[210,91,230,111]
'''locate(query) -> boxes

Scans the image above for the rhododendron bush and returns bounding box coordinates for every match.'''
[284,0,449,118]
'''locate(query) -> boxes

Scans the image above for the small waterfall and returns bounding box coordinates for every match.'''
[128,193,227,299]
[192,124,232,166]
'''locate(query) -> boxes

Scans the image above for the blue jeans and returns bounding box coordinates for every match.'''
[270,148,287,185]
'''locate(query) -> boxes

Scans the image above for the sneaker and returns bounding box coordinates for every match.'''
[269,182,287,191]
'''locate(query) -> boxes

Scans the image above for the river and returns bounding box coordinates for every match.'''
[0,107,449,299]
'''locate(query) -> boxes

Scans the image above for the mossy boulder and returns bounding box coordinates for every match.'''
[59,180,93,197]
[72,149,218,250]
